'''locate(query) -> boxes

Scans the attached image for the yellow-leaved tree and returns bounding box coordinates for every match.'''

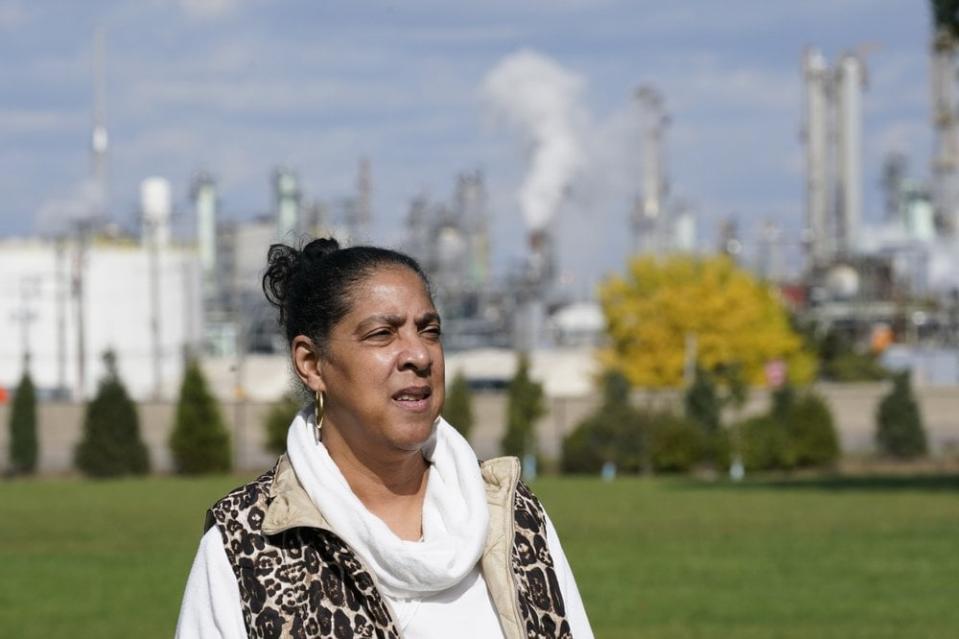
[600,255,815,388]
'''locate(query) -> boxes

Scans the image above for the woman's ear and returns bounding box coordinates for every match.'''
[291,335,325,392]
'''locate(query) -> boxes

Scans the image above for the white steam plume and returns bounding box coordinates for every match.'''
[482,49,585,231]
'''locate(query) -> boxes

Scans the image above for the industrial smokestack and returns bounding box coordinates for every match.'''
[836,52,865,256]
[802,48,831,266]
[483,50,581,350]
[273,168,301,240]
[634,85,671,255]
[931,26,959,234]
[192,172,218,304]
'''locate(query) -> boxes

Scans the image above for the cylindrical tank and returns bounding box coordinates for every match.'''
[141,176,172,246]
[825,264,860,300]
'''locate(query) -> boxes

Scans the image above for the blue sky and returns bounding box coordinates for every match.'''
[0,0,931,292]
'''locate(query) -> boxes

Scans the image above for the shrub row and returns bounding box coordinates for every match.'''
[561,371,846,475]
[72,352,231,477]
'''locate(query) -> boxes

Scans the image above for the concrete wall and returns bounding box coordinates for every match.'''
[2,383,958,475]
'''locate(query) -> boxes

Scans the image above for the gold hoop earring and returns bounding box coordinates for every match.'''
[314,390,324,445]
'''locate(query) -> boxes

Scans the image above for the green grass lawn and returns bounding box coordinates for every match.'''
[1,473,957,638]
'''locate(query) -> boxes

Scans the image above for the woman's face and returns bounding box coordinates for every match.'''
[318,266,445,453]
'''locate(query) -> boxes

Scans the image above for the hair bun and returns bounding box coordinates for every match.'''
[262,243,299,318]
[302,237,340,262]
[262,237,341,321]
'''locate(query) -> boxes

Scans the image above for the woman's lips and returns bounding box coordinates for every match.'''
[392,386,432,412]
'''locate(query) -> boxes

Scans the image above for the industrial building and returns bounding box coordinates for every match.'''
[0,182,201,401]
[10,14,959,401]
[797,35,959,383]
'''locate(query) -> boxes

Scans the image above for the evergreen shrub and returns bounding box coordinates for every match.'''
[561,371,644,474]
[785,392,840,467]
[443,371,475,440]
[647,413,706,473]
[735,384,840,471]
[876,371,927,459]
[169,360,231,474]
[500,354,545,459]
[560,423,607,474]
[737,415,791,471]
[684,367,726,464]
[8,371,38,474]
[684,368,721,436]
[264,393,303,455]
[75,352,150,477]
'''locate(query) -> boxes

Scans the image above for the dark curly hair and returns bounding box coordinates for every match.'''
[261,237,432,354]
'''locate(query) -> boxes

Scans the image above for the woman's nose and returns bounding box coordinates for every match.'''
[399,335,432,371]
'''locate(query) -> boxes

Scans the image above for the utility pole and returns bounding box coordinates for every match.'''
[149,217,162,399]
[141,177,171,400]
[355,157,372,242]
[233,316,248,470]
[91,27,109,222]
[72,221,90,400]
[13,275,41,377]
[55,237,68,397]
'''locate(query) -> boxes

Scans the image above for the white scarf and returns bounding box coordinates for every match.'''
[286,409,490,599]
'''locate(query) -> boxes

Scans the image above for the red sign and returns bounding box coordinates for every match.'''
[764,360,787,388]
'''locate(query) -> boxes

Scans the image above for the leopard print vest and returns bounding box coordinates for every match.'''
[206,458,572,638]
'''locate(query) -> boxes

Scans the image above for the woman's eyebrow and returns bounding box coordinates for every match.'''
[416,311,441,327]
[354,314,405,334]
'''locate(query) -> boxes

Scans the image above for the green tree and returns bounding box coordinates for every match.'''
[684,367,720,435]
[647,413,706,473]
[562,371,644,474]
[8,369,38,474]
[785,392,840,468]
[734,385,840,472]
[169,359,231,474]
[737,415,791,471]
[501,354,545,459]
[443,371,475,440]
[264,393,303,455]
[876,371,928,459]
[770,382,797,419]
[75,351,150,477]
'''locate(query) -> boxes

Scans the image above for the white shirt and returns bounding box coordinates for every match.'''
[175,511,593,638]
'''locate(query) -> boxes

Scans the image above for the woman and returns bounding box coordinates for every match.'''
[176,238,593,638]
